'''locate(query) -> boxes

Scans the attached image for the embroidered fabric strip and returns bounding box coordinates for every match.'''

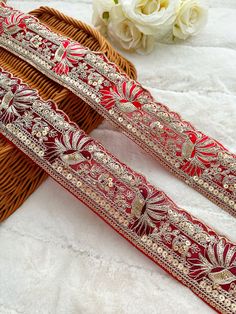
[0,3,235,217]
[1,66,236,313]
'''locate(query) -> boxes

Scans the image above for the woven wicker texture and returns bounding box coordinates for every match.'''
[0,6,137,222]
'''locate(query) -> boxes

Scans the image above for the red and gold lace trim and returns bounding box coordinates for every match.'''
[1,67,236,313]
[0,3,235,217]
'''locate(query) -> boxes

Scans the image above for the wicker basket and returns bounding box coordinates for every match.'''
[0,6,137,222]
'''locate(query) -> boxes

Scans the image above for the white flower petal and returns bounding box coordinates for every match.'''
[173,0,208,40]
[107,4,155,54]
[92,0,116,34]
[120,0,179,36]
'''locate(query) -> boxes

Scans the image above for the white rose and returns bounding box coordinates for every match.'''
[119,0,180,37]
[108,4,155,54]
[92,0,116,35]
[173,0,208,40]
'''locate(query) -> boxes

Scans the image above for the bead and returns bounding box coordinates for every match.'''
[212,290,219,298]
[86,188,92,195]
[141,235,147,243]
[62,170,67,177]
[206,285,212,293]
[67,173,72,180]
[173,245,178,251]
[173,259,179,266]
[109,208,115,215]
[52,162,58,169]
[152,243,157,250]
[219,294,225,302]
[200,281,206,288]
[114,212,119,219]
[162,250,168,258]
[225,299,231,307]
[123,220,129,227]
[147,239,152,247]
[72,178,77,185]
[218,193,224,199]
[91,192,96,198]
[231,304,236,312]
[95,196,101,203]
[105,204,111,210]
[178,263,184,270]
[224,196,229,203]
[76,181,82,187]
[118,216,124,223]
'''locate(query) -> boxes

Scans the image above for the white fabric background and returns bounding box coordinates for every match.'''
[0,1,236,313]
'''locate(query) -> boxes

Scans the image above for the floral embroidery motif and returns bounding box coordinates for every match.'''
[101,81,145,112]
[88,72,104,90]
[30,34,43,48]
[0,11,30,35]
[53,40,88,75]
[189,239,236,285]
[179,131,218,176]
[130,188,169,236]
[0,84,37,123]
[48,130,92,167]
[150,221,179,245]
[17,111,34,128]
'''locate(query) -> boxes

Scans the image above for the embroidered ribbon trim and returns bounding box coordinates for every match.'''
[0,3,235,217]
[1,4,236,217]
[1,67,236,314]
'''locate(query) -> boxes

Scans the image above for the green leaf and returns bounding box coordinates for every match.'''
[114,0,118,4]
[102,11,109,19]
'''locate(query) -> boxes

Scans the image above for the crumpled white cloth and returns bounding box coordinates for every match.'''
[0,1,236,313]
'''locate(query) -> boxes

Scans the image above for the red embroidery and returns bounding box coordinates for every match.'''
[101,81,144,111]
[0,11,29,35]
[0,2,236,225]
[53,40,87,75]
[1,66,236,313]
